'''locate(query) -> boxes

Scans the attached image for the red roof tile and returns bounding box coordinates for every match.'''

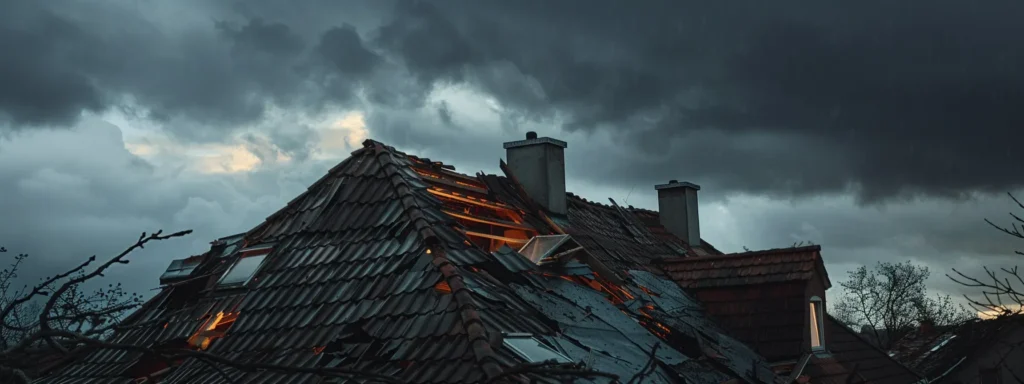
[658,245,830,289]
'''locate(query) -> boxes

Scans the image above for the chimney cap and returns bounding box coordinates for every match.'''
[656,180,701,191]
[503,135,568,149]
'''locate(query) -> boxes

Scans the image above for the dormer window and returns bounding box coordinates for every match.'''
[810,296,826,350]
[217,244,273,288]
[502,333,572,363]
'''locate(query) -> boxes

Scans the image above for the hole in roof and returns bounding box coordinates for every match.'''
[518,235,579,264]
[434,280,452,294]
[188,312,238,350]
[502,334,572,364]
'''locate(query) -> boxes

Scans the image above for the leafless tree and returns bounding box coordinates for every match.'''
[941,193,1024,383]
[0,231,620,384]
[948,192,1024,317]
[833,261,973,350]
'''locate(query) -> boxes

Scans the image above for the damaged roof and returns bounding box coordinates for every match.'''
[890,316,1023,381]
[40,139,782,384]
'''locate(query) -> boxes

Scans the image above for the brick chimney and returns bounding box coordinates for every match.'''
[655,180,701,246]
[503,132,568,215]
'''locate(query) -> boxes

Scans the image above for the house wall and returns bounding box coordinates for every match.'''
[943,326,1024,384]
[691,281,808,362]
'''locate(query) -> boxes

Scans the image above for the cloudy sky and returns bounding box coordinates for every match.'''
[2,0,1023,310]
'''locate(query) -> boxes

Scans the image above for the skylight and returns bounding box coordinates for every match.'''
[217,245,273,287]
[218,255,266,286]
[503,334,572,363]
[518,235,573,264]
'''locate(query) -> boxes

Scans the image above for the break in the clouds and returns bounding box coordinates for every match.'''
[2,0,1023,303]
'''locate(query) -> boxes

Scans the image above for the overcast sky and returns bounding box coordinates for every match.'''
[2,0,1023,311]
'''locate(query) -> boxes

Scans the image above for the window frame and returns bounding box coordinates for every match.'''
[502,333,572,364]
[809,296,826,351]
[216,244,273,288]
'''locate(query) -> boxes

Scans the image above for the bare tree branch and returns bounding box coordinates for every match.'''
[834,261,972,349]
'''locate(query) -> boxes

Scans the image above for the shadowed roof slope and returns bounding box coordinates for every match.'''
[803,316,924,384]
[39,140,561,384]
[890,315,1023,381]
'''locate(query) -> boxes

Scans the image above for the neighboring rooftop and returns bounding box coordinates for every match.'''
[890,315,1023,381]
[658,245,831,289]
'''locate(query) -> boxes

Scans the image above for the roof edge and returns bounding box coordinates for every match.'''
[657,245,823,264]
[370,141,505,380]
[825,314,926,381]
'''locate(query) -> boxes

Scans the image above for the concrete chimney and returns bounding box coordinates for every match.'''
[503,132,568,215]
[655,180,701,246]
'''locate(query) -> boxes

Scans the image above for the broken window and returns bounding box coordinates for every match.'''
[810,296,825,350]
[188,312,238,350]
[503,333,571,363]
[517,235,582,264]
[217,244,273,288]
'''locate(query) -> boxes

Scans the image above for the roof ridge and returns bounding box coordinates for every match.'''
[662,245,822,263]
[367,140,504,380]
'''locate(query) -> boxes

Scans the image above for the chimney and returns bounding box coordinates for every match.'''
[655,180,701,246]
[503,132,568,215]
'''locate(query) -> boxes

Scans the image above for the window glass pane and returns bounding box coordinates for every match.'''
[504,336,571,363]
[218,254,267,286]
[810,302,822,348]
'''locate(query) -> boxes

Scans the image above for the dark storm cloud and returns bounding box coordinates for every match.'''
[4,0,1022,202]
[436,101,454,126]
[0,0,383,138]
[217,18,305,57]
[371,0,1024,202]
[0,4,107,125]
[317,25,382,75]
